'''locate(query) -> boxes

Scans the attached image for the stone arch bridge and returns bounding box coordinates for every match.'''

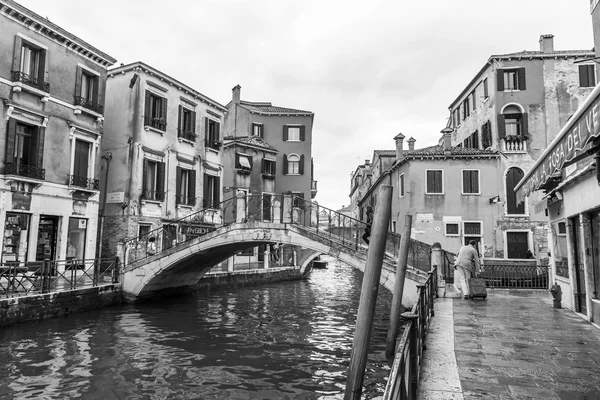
[119,194,437,303]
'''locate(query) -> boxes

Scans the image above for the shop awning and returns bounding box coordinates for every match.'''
[515,83,600,204]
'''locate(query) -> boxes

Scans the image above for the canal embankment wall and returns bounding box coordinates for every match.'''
[197,266,305,291]
[0,284,122,327]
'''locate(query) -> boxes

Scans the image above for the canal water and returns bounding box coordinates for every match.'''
[0,260,394,399]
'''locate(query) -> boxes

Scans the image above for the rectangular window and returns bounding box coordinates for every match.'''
[13,38,48,92]
[499,68,526,91]
[235,153,253,174]
[142,159,165,201]
[462,170,480,194]
[463,221,482,250]
[426,170,443,194]
[74,66,103,113]
[2,212,30,263]
[205,118,221,150]
[203,174,220,208]
[557,221,566,235]
[284,154,304,175]
[471,91,476,111]
[504,70,518,90]
[262,158,276,177]
[579,64,596,88]
[70,138,97,189]
[445,223,460,236]
[176,166,196,206]
[483,78,489,98]
[505,114,522,136]
[178,106,196,141]
[5,120,45,180]
[144,91,167,131]
[399,173,405,197]
[252,123,264,138]
[67,217,87,262]
[138,224,152,237]
[283,125,305,141]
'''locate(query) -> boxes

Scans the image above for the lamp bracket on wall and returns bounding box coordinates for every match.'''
[488,195,501,204]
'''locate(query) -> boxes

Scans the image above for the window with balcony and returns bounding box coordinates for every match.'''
[426,170,443,194]
[176,167,196,206]
[252,123,264,138]
[205,118,221,150]
[203,174,220,208]
[235,153,253,175]
[497,68,526,91]
[74,67,103,114]
[178,106,196,141]
[262,158,276,178]
[12,36,49,93]
[144,91,167,131]
[462,170,480,194]
[283,125,305,141]
[498,105,528,140]
[142,159,165,201]
[5,119,45,180]
[579,64,596,88]
[284,153,304,175]
[69,138,99,190]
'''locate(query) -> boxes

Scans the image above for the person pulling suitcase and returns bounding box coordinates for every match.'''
[455,240,481,299]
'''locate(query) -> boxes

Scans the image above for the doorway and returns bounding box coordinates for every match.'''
[506,231,529,259]
[571,217,587,314]
[36,215,59,262]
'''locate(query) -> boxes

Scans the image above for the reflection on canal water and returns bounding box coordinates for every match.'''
[0,259,393,399]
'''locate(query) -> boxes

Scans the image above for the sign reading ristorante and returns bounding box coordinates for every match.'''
[516,86,600,201]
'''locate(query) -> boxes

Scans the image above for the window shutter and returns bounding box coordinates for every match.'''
[283,154,288,174]
[37,127,45,168]
[462,170,469,193]
[205,117,209,146]
[473,171,479,193]
[12,36,23,72]
[5,118,17,165]
[97,75,105,110]
[299,154,305,175]
[283,125,288,141]
[273,160,276,175]
[142,159,148,194]
[261,124,265,139]
[191,111,196,134]
[521,113,529,137]
[92,74,99,104]
[144,90,151,122]
[214,176,221,203]
[203,174,210,207]
[189,169,196,205]
[261,158,266,173]
[496,69,504,91]
[589,66,597,86]
[161,97,168,126]
[426,171,434,193]
[157,162,165,197]
[235,153,240,169]
[38,49,47,86]
[497,114,506,139]
[175,166,182,204]
[473,130,479,149]
[435,171,442,193]
[579,65,589,87]
[75,66,83,98]
[518,68,526,90]
[481,121,491,148]
[300,125,305,141]
[215,122,220,141]
[178,105,183,132]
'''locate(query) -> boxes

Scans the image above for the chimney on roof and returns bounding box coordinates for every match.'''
[365,159,370,165]
[539,34,554,53]
[394,133,405,159]
[408,137,416,151]
[232,84,241,105]
[441,127,453,153]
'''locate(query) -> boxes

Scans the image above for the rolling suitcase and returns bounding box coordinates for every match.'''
[468,277,487,299]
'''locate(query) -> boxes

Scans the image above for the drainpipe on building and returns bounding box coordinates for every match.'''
[97,152,112,259]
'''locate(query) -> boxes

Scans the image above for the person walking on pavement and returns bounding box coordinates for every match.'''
[361,206,374,245]
[455,240,481,299]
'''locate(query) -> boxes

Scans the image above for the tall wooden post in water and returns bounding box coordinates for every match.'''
[386,214,412,357]
[344,185,392,400]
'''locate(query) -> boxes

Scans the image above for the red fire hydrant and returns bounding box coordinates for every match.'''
[550,284,562,309]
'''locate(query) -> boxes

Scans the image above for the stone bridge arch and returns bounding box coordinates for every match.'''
[121,222,428,304]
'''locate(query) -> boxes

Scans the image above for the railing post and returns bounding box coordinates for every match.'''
[93,258,99,286]
[311,202,318,227]
[42,259,50,293]
[345,185,393,400]
[386,214,412,358]
[264,247,270,269]
[403,312,419,399]
[431,242,445,297]
[236,190,247,223]
[272,198,282,223]
[282,193,293,224]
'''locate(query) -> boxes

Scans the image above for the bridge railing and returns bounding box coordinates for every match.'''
[0,258,118,298]
[383,266,437,400]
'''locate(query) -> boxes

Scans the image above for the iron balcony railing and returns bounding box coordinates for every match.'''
[383,266,437,399]
[142,189,165,202]
[11,70,50,93]
[177,128,196,142]
[176,194,195,206]
[69,175,100,190]
[0,258,119,298]
[73,95,104,114]
[206,139,221,151]
[144,116,166,131]
[5,162,45,180]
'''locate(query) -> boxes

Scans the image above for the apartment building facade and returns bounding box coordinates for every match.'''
[101,62,227,258]
[0,0,115,265]
[448,34,595,260]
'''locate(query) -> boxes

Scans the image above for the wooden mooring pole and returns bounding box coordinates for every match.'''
[386,214,412,357]
[344,185,392,400]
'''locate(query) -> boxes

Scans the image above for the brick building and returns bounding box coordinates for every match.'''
[0,0,115,265]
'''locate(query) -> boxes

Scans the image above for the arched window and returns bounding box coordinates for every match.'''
[506,167,525,214]
[284,153,304,175]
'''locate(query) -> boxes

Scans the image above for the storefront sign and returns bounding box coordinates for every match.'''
[516,84,600,202]
[179,224,216,238]
[106,192,125,203]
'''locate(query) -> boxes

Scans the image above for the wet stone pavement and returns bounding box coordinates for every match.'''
[419,290,600,399]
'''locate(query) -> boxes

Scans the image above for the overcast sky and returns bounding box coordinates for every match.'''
[16,0,595,210]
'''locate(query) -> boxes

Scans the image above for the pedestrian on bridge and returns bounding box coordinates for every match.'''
[361,206,374,245]
[455,240,481,299]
